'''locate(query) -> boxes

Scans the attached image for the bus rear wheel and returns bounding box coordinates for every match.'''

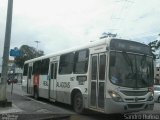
[73,92,84,114]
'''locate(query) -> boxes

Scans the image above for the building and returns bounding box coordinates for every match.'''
[154,66,160,84]
[8,60,23,83]
[0,60,23,83]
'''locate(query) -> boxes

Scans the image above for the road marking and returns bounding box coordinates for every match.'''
[36,109,52,113]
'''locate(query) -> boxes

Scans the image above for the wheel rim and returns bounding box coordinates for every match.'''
[74,94,83,112]
[76,97,82,109]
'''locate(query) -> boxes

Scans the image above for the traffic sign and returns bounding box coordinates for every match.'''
[10,48,23,57]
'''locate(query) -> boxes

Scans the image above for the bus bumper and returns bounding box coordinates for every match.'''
[105,98,154,114]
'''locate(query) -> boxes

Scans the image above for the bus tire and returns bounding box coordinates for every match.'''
[73,92,84,114]
[34,86,39,99]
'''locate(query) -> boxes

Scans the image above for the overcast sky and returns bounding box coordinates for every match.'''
[0,0,160,64]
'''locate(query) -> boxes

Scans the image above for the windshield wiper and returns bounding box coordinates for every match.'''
[122,52,134,73]
[141,54,147,67]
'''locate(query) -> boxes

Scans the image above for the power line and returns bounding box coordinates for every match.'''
[128,32,158,39]
[107,0,134,35]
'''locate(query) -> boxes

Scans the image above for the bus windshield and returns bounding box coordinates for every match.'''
[109,51,154,88]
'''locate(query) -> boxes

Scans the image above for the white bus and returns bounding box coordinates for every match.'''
[22,38,154,114]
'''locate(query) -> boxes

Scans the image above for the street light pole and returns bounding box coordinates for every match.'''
[34,40,40,57]
[0,0,13,106]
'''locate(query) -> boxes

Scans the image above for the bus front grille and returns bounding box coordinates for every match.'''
[121,90,148,96]
[125,98,145,102]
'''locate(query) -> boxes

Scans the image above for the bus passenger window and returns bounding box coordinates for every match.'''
[54,63,57,79]
[51,63,54,79]
[74,49,89,74]
[33,60,41,74]
[91,56,97,80]
[41,58,50,75]
[23,64,28,76]
[99,55,106,80]
[28,67,32,79]
[59,53,74,74]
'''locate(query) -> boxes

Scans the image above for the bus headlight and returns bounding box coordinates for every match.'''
[108,91,123,102]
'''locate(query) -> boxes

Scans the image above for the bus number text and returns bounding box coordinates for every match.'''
[56,82,70,88]
[43,81,48,86]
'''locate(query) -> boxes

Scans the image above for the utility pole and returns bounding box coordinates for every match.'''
[0,0,13,107]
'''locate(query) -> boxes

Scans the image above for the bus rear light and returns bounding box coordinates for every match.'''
[108,91,123,102]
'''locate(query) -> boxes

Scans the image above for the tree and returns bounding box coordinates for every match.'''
[148,40,160,60]
[14,45,44,68]
[100,32,117,39]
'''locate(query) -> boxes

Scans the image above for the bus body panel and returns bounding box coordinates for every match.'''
[38,75,49,98]
[48,56,59,100]
[105,98,154,113]
[56,74,72,104]
[22,76,27,93]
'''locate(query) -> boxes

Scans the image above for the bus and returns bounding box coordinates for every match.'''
[22,38,154,114]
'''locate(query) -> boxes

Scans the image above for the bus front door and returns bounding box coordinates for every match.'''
[90,53,106,110]
[49,62,58,100]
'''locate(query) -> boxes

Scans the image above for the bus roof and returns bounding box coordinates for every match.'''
[25,38,112,64]
[24,38,150,64]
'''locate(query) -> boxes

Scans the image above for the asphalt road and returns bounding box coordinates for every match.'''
[6,83,160,120]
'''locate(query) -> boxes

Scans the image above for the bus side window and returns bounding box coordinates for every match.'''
[59,53,74,74]
[99,55,106,80]
[74,49,89,74]
[51,63,54,79]
[33,60,41,74]
[41,58,50,75]
[54,63,57,79]
[28,67,32,79]
[23,64,29,76]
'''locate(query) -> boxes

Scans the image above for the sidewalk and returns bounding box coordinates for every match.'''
[0,84,71,120]
[0,96,70,120]
[0,104,23,114]
[0,85,23,114]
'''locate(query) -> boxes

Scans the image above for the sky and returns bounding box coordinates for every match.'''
[0,0,160,64]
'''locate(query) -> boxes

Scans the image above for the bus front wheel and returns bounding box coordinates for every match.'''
[73,92,84,114]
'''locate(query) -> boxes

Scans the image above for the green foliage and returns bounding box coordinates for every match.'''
[148,40,160,60]
[15,45,44,68]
